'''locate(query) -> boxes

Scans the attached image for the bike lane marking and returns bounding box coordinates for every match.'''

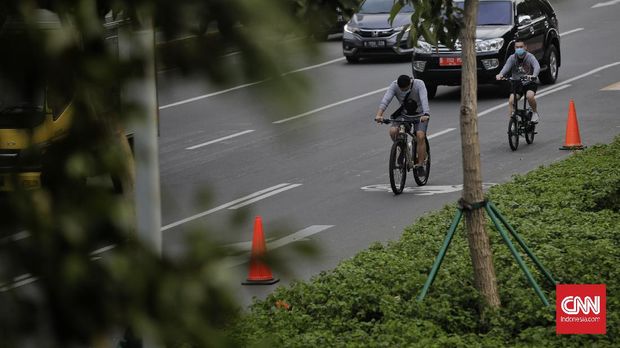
[223,225,334,268]
[186,130,255,150]
[361,183,497,195]
[227,184,303,210]
[161,183,301,231]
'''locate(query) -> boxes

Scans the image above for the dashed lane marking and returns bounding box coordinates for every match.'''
[186,130,255,150]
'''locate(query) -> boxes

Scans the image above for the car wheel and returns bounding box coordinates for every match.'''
[345,56,359,64]
[425,84,437,99]
[539,44,559,85]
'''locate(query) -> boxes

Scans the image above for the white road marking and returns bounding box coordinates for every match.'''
[536,84,573,97]
[224,225,333,268]
[186,130,254,150]
[90,244,117,256]
[223,51,242,57]
[228,184,303,209]
[361,183,497,195]
[478,84,571,118]
[602,81,620,90]
[282,57,345,76]
[159,58,345,110]
[0,230,30,244]
[273,87,389,124]
[556,61,620,86]
[0,273,38,292]
[226,225,333,251]
[159,27,588,111]
[161,183,300,231]
[428,128,456,139]
[159,81,264,110]
[560,28,584,36]
[592,0,620,8]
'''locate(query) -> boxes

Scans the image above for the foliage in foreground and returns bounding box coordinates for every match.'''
[0,0,357,346]
[231,137,620,347]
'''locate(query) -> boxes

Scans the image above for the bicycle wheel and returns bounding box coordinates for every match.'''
[413,137,431,186]
[389,140,407,194]
[508,117,519,151]
[525,121,536,144]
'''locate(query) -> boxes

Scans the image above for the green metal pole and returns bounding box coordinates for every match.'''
[417,209,463,302]
[488,202,556,285]
[485,205,550,307]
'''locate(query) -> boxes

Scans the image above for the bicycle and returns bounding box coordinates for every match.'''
[505,75,537,151]
[380,115,431,194]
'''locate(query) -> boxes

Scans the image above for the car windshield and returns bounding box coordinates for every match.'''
[0,77,44,114]
[358,0,414,14]
[0,76,45,128]
[455,1,513,26]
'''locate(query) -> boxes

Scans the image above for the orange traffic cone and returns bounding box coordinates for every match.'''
[560,99,585,150]
[242,216,279,285]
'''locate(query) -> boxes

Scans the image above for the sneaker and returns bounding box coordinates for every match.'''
[416,165,426,177]
[531,112,539,124]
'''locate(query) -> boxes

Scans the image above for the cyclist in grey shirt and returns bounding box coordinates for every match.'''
[496,40,540,123]
[375,75,430,176]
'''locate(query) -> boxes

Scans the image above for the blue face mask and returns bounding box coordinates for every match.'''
[515,48,526,56]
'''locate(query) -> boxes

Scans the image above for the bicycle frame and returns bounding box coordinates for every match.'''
[509,77,534,121]
[506,76,537,151]
[380,114,431,193]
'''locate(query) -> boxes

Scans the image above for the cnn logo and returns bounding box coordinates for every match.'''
[556,284,606,335]
[560,296,600,315]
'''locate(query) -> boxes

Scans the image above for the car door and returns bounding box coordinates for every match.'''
[516,0,545,59]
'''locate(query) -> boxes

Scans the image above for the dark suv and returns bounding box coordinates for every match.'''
[412,0,560,98]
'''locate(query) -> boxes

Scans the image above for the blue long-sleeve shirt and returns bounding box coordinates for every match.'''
[379,79,430,116]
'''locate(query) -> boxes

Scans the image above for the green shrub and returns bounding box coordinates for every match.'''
[230,137,620,347]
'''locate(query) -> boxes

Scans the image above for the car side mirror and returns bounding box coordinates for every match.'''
[518,15,532,26]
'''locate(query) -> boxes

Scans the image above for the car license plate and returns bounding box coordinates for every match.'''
[439,57,462,66]
[364,41,386,48]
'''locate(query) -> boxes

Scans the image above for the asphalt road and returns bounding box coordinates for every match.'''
[154,0,620,308]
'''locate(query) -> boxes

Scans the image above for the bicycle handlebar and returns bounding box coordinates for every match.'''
[500,75,537,82]
[379,114,425,124]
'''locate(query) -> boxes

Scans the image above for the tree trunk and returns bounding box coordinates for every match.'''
[459,0,500,308]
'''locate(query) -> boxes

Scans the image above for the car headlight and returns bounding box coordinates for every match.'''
[414,40,433,54]
[396,25,411,33]
[344,23,360,34]
[476,38,504,52]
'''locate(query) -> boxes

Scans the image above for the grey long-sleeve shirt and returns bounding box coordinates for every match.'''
[499,52,540,78]
[379,79,430,116]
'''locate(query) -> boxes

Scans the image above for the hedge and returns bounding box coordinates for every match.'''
[229,136,620,347]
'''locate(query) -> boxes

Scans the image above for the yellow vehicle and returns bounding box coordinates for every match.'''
[0,9,133,193]
[0,9,73,191]
[0,86,73,191]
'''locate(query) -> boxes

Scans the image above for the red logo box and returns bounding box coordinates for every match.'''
[556,284,606,335]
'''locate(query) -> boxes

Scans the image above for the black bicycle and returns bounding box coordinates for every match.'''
[506,75,537,151]
[380,115,430,194]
